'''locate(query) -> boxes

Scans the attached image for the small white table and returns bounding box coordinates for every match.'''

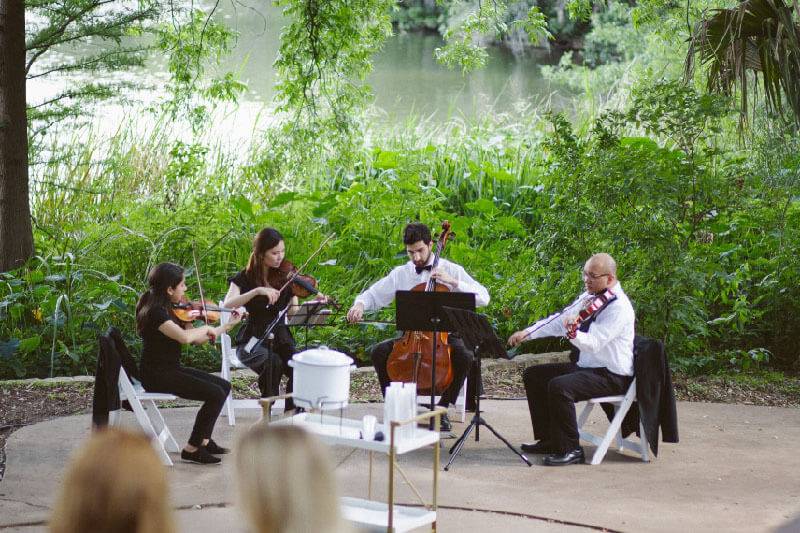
[264,402,445,532]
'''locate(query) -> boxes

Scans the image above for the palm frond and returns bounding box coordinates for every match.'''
[685,0,800,129]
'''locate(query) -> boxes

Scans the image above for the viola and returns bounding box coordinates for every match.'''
[386,221,454,395]
[565,289,616,339]
[172,298,243,323]
[267,259,320,298]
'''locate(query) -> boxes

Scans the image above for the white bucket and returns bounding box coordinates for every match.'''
[288,346,354,410]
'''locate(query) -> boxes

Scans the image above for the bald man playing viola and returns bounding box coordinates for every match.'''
[508,253,635,466]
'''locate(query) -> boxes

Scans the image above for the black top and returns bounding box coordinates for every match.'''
[140,305,182,370]
[229,270,294,346]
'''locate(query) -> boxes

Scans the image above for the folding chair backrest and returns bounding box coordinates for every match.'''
[117,365,139,403]
[218,302,265,425]
[219,302,244,370]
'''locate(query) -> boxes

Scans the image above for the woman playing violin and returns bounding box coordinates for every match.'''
[136,262,242,464]
[222,228,327,408]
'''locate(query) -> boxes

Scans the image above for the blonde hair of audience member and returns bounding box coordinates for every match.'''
[50,428,175,533]
[235,424,350,533]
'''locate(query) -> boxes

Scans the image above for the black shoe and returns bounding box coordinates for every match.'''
[520,440,556,454]
[181,447,221,465]
[543,447,585,466]
[205,439,229,455]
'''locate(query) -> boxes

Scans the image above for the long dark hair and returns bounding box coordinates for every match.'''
[245,228,284,288]
[136,263,184,335]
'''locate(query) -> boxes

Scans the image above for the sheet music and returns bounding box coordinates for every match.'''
[287,301,333,326]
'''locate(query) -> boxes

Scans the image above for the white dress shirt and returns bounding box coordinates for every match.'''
[354,258,490,312]
[521,282,635,376]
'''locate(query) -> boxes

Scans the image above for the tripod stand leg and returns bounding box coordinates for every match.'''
[480,420,533,467]
[444,419,477,471]
[448,416,476,455]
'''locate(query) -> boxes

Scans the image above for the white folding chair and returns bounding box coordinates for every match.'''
[219,303,283,425]
[577,378,650,465]
[110,367,180,466]
[415,379,467,422]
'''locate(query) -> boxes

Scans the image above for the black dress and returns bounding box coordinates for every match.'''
[228,270,297,402]
[139,306,231,447]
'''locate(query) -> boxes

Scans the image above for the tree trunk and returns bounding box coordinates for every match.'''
[0,0,34,272]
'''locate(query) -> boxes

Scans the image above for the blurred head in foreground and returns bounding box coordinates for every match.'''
[50,428,174,533]
[235,424,350,533]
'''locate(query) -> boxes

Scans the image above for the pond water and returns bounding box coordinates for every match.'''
[27,1,563,149]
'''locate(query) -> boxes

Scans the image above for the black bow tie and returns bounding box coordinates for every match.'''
[415,264,433,274]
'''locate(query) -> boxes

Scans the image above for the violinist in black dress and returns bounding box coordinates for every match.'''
[137,262,241,464]
[222,228,327,409]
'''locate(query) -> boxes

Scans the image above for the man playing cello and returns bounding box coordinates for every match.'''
[346,222,490,432]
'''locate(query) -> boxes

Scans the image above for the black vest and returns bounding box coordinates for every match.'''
[568,295,616,363]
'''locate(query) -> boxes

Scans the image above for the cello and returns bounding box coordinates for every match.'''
[386,221,454,395]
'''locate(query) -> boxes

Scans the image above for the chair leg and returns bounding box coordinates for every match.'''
[132,400,159,440]
[590,412,622,465]
[577,401,594,429]
[130,401,173,466]
[145,400,180,453]
[590,394,635,465]
[226,392,236,426]
[614,405,624,451]
[639,419,650,462]
[455,380,467,423]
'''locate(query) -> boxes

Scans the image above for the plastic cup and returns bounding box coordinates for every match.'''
[362,415,377,440]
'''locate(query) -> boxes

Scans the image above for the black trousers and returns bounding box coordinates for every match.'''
[141,366,231,447]
[237,336,297,409]
[523,362,632,454]
[371,335,480,408]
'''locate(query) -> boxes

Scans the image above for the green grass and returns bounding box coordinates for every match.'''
[3,93,799,380]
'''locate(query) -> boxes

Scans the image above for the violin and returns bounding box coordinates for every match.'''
[172,298,243,323]
[386,221,454,395]
[267,260,320,298]
[565,289,616,339]
[246,235,338,354]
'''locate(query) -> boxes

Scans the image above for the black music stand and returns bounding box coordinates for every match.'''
[440,306,532,470]
[287,301,334,349]
[395,290,475,429]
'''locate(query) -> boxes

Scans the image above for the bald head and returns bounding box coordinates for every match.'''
[587,253,617,277]
[582,253,617,294]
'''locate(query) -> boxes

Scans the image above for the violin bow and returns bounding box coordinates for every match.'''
[516,298,583,344]
[276,233,336,295]
[191,242,210,326]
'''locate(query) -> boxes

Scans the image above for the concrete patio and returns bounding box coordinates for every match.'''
[1,399,799,532]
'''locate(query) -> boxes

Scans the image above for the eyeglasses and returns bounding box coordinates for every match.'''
[582,270,609,280]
